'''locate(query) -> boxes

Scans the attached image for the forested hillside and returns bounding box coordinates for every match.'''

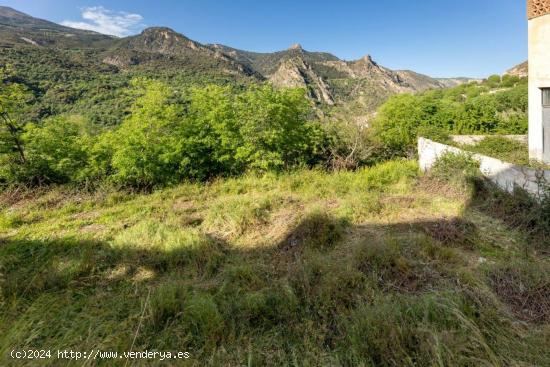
[0,65,529,189]
[0,5,481,130]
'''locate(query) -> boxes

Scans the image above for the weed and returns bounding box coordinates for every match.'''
[280,209,347,251]
[1,161,549,366]
[486,260,550,323]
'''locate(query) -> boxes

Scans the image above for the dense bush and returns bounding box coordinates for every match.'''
[1,75,329,188]
[371,77,528,155]
[459,136,532,167]
[1,62,531,189]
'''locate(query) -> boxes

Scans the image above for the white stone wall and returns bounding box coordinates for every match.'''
[418,138,550,199]
[529,13,550,161]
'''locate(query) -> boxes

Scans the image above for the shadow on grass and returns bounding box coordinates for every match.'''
[0,178,549,366]
[469,178,550,251]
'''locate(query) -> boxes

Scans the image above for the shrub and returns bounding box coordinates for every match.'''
[429,153,480,192]
[463,136,530,166]
[281,210,346,250]
[322,118,406,169]
[1,115,95,185]
[108,82,330,187]
[109,78,183,188]
[371,78,528,155]
[473,181,550,248]
[1,76,332,188]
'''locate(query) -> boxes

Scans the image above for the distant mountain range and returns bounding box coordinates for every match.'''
[0,6,481,124]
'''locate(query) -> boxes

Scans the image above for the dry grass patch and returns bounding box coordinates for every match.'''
[487,261,550,324]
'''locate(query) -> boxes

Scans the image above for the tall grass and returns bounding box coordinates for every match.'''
[1,160,549,366]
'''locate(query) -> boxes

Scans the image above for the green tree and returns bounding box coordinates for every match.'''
[371,76,528,155]
[21,115,93,184]
[0,66,32,166]
[109,78,183,188]
[486,74,502,88]
[177,84,327,178]
[176,85,238,179]
[233,85,326,171]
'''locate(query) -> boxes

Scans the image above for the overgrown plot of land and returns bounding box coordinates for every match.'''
[0,160,549,366]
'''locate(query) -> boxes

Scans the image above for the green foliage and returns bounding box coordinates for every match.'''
[486,74,502,88]
[109,78,183,188]
[371,78,528,154]
[461,137,531,166]
[323,119,381,169]
[0,65,33,170]
[429,153,481,194]
[231,85,327,171]
[474,179,550,247]
[1,76,330,188]
[0,44,259,127]
[106,82,328,187]
[21,115,93,184]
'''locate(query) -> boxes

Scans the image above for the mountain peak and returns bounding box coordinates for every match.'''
[122,27,205,54]
[360,54,376,65]
[288,43,303,51]
[141,27,181,37]
[0,5,25,15]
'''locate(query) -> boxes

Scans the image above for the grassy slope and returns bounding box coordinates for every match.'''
[0,160,549,366]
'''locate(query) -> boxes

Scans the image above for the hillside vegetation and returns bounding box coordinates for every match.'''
[0,5,480,129]
[0,67,529,189]
[1,158,549,366]
[371,75,527,154]
[1,6,547,366]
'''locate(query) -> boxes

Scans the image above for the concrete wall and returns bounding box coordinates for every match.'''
[528,13,550,161]
[418,137,550,199]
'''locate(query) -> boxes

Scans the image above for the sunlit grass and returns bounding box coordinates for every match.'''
[0,159,548,366]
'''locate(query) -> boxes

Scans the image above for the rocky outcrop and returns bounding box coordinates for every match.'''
[269,57,334,105]
[321,56,442,94]
[506,61,528,78]
[288,43,303,51]
[106,27,261,77]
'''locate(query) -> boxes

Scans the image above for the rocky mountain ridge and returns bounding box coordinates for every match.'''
[0,5,482,122]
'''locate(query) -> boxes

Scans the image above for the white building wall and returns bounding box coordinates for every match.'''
[528,13,550,161]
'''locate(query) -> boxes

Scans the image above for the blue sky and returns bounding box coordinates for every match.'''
[2,0,526,78]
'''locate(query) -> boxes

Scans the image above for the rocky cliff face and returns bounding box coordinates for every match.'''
[211,43,479,118]
[506,61,528,78]
[105,27,261,77]
[0,5,115,48]
[269,57,334,105]
[1,5,480,124]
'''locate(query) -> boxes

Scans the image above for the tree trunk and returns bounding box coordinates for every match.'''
[1,112,26,164]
